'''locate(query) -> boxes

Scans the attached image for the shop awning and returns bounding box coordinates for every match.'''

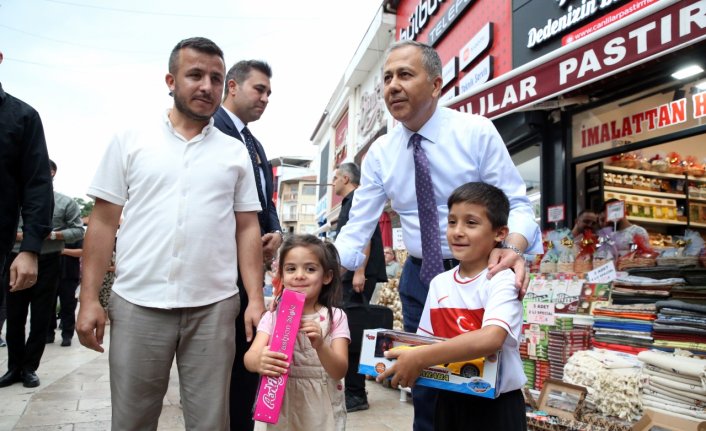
[445,0,706,120]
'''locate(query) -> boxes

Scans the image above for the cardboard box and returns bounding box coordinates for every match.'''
[253,290,306,424]
[358,329,502,398]
[631,407,706,431]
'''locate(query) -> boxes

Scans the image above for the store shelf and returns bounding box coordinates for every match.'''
[604,186,686,199]
[689,196,706,203]
[626,216,687,226]
[691,221,706,228]
[688,175,706,183]
[604,165,686,179]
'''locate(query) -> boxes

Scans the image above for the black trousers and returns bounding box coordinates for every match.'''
[48,276,79,339]
[434,389,527,431]
[343,276,376,399]
[0,253,6,334]
[229,279,260,431]
[5,252,61,372]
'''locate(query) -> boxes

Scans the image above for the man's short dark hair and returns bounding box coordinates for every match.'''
[168,37,224,74]
[336,162,360,186]
[447,182,509,229]
[387,40,442,80]
[223,60,272,98]
[49,159,57,172]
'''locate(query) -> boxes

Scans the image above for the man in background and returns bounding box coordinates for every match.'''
[48,239,83,346]
[571,209,597,239]
[332,162,387,412]
[0,49,53,369]
[1,159,83,388]
[213,59,283,431]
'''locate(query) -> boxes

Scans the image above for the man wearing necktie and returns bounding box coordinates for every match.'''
[334,40,541,431]
[213,60,283,431]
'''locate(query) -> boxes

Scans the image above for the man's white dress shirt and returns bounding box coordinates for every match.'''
[335,107,541,270]
[88,111,261,308]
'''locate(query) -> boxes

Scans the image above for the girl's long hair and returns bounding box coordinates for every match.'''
[276,234,343,334]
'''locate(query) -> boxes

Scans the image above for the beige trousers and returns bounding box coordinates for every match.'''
[108,293,239,431]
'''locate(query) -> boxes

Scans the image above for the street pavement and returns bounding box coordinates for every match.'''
[0,330,413,430]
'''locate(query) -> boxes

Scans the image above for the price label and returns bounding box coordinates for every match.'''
[526,302,556,325]
[547,204,565,223]
[392,228,404,250]
[586,261,617,283]
[606,200,624,222]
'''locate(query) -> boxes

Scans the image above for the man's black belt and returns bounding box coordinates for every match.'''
[409,256,459,271]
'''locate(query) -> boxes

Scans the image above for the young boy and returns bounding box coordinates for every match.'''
[377,182,527,430]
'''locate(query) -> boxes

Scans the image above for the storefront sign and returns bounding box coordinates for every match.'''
[449,0,706,119]
[458,56,492,94]
[440,86,458,104]
[581,99,687,149]
[358,75,385,143]
[547,204,566,223]
[442,57,458,88]
[459,22,493,70]
[428,0,475,46]
[526,302,556,325]
[334,112,348,167]
[527,0,631,49]
[400,0,446,41]
[562,0,659,45]
[573,82,706,157]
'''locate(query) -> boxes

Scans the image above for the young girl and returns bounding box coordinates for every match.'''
[245,234,350,431]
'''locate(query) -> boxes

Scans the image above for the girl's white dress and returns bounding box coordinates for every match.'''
[255,307,349,431]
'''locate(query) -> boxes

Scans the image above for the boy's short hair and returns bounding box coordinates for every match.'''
[447,182,509,229]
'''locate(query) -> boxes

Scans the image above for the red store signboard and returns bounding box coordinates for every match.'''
[448,0,706,119]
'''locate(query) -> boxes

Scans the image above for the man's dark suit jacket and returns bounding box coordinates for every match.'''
[213,106,281,235]
[213,106,283,431]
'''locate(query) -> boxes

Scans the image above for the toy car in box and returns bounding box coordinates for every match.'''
[358,329,502,398]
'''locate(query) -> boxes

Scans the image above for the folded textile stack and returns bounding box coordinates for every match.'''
[592,303,656,354]
[653,300,706,354]
[670,284,706,303]
[563,349,643,421]
[547,320,592,381]
[610,275,684,305]
[637,349,706,421]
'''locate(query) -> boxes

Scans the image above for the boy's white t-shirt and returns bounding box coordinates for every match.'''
[417,267,526,394]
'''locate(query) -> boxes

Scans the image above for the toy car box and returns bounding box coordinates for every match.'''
[358,329,502,398]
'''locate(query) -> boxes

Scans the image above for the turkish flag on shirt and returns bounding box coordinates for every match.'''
[429,307,485,338]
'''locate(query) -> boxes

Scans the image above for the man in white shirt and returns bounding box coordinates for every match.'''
[76,37,263,431]
[334,40,541,431]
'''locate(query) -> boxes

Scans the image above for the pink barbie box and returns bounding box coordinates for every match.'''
[253,289,306,424]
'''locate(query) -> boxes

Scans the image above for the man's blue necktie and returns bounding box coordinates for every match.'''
[411,133,444,285]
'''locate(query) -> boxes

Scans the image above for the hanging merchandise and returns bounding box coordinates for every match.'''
[656,230,705,267]
[616,235,658,271]
[574,229,597,274]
